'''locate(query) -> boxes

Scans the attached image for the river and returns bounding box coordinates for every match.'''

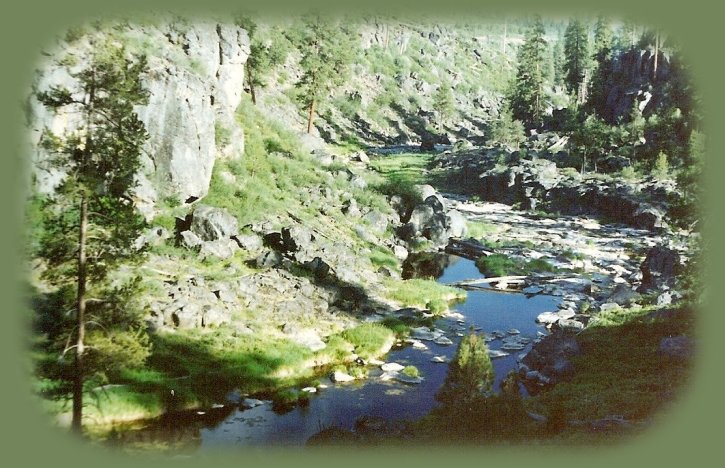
[114,254,559,449]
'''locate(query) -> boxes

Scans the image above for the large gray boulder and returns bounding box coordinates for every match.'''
[409,205,435,233]
[446,210,467,238]
[191,204,239,241]
[521,332,580,392]
[637,246,681,292]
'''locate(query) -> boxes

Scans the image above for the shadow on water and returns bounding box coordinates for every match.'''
[108,255,560,448]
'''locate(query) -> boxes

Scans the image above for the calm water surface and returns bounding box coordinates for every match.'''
[199,256,558,447]
[120,256,559,448]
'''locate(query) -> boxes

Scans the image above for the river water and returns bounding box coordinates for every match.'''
[117,255,559,449]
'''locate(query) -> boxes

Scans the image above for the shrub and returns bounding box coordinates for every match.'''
[402,365,420,378]
[426,298,448,315]
[437,332,493,404]
[652,151,670,180]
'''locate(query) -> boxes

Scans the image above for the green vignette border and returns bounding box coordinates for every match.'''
[0,0,721,467]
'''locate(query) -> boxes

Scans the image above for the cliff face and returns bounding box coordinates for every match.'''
[28,20,250,218]
[602,48,674,123]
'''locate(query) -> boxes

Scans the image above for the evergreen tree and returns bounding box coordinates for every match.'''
[437,331,494,404]
[236,16,292,105]
[552,39,565,89]
[509,16,548,127]
[589,16,614,116]
[432,81,455,129]
[297,15,357,134]
[571,114,611,173]
[563,19,590,102]
[489,104,526,150]
[35,38,150,433]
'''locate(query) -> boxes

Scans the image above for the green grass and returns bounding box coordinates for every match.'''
[466,220,498,240]
[526,306,694,423]
[382,278,465,312]
[369,248,399,270]
[475,254,521,277]
[561,248,586,261]
[201,94,326,225]
[475,254,558,277]
[340,323,394,360]
[402,365,421,378]
[368,153,435,185]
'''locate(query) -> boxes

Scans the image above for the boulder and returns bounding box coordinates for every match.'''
[284,326,326,352]
[180,230,203,249]
[446,210,467,238]
[199,238,238,260]
[393,245,409,261]
[380,362,405,372]
[256,250,282,268]
[304,256,331,281]
[409,204,435,233]
[191,204,239,241]
[233,233,263,252]
[353,151,370,163]
[606,284,641,306]
[638,246,681,292]
[331,371,355,383]
[423,195,445,213]
[521,331,580,391]
[362,210,389,233]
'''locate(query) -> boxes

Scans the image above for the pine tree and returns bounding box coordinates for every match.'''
[35,38,150,434]
[297,15,357,133]
[436,331,494,404]
[236,16,292,105]
[589,16,614,116]
[489,104,526,150]
[563,19,590,102]
[509,16,549,127]
[432,81,455,129]
[552,39,565,89]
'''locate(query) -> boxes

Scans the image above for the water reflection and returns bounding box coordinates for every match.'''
[113,256,559,448]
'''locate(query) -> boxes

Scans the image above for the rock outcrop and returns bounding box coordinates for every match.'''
[637,246,681,293]
[29,20,250,218]
[436,151,674,231]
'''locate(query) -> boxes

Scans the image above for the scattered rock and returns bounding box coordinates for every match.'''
[433,336,453,346]
[241,398,265,409]
[380,362,405,372]
[256,250,282,268]
[331,371,355,383]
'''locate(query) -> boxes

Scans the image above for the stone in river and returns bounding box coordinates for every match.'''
[331,371,355,383]
[488,349,510,359]
[410,326,437,341]
[394,373,423,385]
[507,328,520,335]
[431,355,447,363]
[501,343,526,351]
[381,362,405,372]
[407,339,428,350]
[434,336,454,346]
[241,398,265,409]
